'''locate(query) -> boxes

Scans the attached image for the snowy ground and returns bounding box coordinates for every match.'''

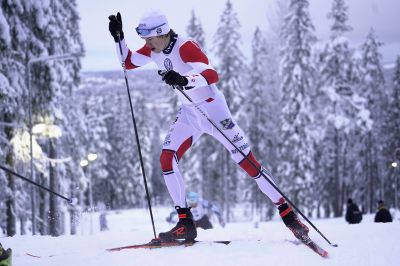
[1,207,399,266]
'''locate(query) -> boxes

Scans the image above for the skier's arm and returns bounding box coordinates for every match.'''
[204,201,225,227]
[116,41,152,70]
[179,40,219,87]
[109,12,152,70]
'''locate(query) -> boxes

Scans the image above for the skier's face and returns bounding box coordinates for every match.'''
[143,35,168,53]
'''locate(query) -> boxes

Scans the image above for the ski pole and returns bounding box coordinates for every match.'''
[0,164,76,205]
[116,31,157,239]
[159,71,337,247]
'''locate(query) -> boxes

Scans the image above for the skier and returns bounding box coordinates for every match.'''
[166,192,225,229]
[374,200,392,223]
[108,11,309,242]
[0,243,11,266]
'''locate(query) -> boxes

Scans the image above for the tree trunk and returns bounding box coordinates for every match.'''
[333,127,341,217]
[5,136,16,236]
[20,217,26,235]
[38,173,48,235]
[49,138,61,236]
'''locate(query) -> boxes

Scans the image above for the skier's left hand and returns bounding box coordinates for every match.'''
[162,70,188,87]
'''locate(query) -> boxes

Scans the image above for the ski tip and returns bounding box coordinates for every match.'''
[332,243,339,247]
[106,247,121,252]
[322,251,329,258]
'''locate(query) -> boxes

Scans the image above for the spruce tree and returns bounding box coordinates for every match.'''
[0,0,45,236]
[244,27,277,221]
[386,57,400,201]
[186,10,206,48]
[213,0,246,114]
[278,0,316,208]
[212,0,246,221]
[314,0,359,217]
[359,28,386,212]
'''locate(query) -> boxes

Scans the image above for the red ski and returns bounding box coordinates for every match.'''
[286,237,329,258]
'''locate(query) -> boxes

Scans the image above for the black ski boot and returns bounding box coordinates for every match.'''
[279,202,309,242]
[159,207,197,242]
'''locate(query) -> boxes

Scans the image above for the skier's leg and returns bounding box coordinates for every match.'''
[159,107,201,240]
[199,92,309,239]
[160,107,202,207]
[198,92,282,202]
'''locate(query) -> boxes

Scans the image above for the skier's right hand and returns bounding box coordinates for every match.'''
[108,12,124,42]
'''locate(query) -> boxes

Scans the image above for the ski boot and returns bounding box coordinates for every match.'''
[159,207,197,242]
[278,201,309,242]
[0,243,11,266]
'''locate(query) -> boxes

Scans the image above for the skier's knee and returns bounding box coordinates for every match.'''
[160,149,175,172]
[238,151,261,177]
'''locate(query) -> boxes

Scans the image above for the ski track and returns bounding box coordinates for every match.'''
[1,208,399,266]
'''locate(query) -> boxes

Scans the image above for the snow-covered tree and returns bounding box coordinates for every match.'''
[359,28,386,212]
[328,0,352,38]
[0,0,49,236]
[213,0,246,114]
[382,56,400,205]
[186,10,206,48]
[0,0,83,236]
[130,91,153,207]
[212,0,247,221]
[313,0,362,217]
[45,0,84,236]
[102,93,130,208]
[241,27,278,221]
[278,0,317,209]
[0,3,25,236]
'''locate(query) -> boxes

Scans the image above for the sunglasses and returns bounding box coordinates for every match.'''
[135,23,166,37]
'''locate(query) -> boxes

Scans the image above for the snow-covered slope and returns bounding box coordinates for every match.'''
[2,208,399,266]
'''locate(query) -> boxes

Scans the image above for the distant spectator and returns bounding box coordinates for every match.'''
[374,200,392,223]
[99,211,109,231]
[166,192,225,230]
[345,198,362,224]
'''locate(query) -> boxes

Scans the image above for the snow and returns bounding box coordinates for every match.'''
[1,207,399,266]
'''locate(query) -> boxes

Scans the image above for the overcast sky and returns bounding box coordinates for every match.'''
[77,0,400,72]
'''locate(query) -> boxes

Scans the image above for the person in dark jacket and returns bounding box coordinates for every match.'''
[345,198,362,224]
[374,200,392,223]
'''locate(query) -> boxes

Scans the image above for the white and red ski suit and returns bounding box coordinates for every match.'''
[115,34,282,207]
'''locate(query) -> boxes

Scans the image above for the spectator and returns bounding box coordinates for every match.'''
[345,198,362,224]
[374,200,392,223]
[99,211,109,231]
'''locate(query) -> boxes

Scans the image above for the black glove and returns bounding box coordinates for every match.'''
[108,12,124,42]
[162,70,188,87]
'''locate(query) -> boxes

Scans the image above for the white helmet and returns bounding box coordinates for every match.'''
[187,192,199,205]
[135,11,170,38]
